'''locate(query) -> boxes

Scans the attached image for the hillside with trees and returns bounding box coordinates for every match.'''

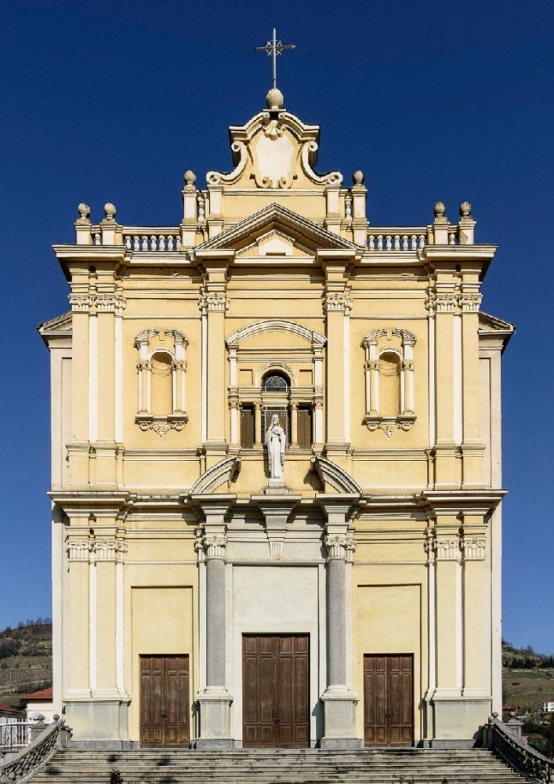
[0,619,52,707]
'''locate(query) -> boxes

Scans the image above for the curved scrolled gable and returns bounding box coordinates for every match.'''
[190,456,241,496]
[226,319,326,349]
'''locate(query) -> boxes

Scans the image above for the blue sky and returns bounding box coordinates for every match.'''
[0,0,552,652]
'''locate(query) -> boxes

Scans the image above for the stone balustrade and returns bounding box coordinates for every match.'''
[367,230,427,251]
[123,230,182,252]
[75,201,473,250]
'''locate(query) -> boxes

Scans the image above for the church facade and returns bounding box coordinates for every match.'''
[40,88,513,749]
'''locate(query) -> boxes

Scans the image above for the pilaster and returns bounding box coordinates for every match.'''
[198,257,231,467]
[433,277,461,488]
[320,253,355,462]
[460,278,485,487]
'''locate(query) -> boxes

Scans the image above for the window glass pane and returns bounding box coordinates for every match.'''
[263,374,288,392]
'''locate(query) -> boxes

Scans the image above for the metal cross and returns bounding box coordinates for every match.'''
[255,28,296,89]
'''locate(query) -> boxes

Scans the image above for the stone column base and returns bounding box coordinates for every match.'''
[196,688,233,748]
[320,688,362,748]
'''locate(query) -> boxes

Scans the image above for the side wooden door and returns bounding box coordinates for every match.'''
[140,655,189,747]
[243,635,309,748]
[364,654,413,747]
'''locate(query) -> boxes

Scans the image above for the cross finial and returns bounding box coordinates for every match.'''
[255,28,296,90]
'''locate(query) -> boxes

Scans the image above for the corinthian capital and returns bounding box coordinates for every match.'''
[203,533,227,559]
[68,293,92,312]
[198,291,229,314]
[323,292,353,314]
[325,533,356,560]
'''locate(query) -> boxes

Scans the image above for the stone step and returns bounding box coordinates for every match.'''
[26,748,526,784]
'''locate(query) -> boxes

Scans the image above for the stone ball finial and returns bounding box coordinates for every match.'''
[184,170,197,186]
[433,201,446,218]
[77,203,91,220]
[353,170,365,185]
[266,88,284,110]
[103,202,117,221]
[459,201,472,218]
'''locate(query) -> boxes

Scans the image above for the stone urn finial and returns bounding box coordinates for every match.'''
[433,201,446,218]
[353,170,365,185]
[184,170,197,187]
[103,202,117,221]
[459,201,472,218]
[266,88,284,111]
[77,203,91,220]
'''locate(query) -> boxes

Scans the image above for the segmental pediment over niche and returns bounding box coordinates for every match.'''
[206,90,343,191]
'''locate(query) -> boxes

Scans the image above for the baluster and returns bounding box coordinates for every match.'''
[377,234,384,250]
[402,235,408,251]
[449,231,457,245]
[418,234,425,249]
[345,195,352,219]
[158,235,165,251]
[367,234,375,250]
[394,235,400,250]
[176,236,182,251]
[124,236,131,249]
[141,235,148,251]
[410,234,417,250]
[197,194,206,221]
[133,237,140,252]
[94,232,101,246]
[385,235,392,250]
[167,235,174,251]
[148,235,155,251]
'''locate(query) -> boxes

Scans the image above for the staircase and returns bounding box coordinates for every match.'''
[28,747,526,783]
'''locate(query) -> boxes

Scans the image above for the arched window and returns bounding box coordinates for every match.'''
[263,373,289,393]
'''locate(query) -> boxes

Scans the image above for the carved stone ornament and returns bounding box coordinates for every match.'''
[459,293,482,313]
[462,537,486,560]
[365,416,415,437]
[205,107,343,190]
[325,533,356,560]
[434,292,459,313]
[136,415,188,436]
[67,538,127,563]
[198,291,229,314]
[68,293,92,312]
[94,294,127,314]
[202,533,227,559]
[435,537,461,561]
[69,293,126,314]
[323,292,353,313]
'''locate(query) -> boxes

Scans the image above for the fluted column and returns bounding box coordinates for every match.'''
[194,495,234,748]
[318,495,362,749]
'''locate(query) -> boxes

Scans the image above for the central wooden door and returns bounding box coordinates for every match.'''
[243,635,309,748]
[364,654,413,747]
[140,655,189,747]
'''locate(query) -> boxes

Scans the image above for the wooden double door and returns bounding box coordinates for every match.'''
[243,635,310,748]
[364,654,413,747]
[140,655,190,747]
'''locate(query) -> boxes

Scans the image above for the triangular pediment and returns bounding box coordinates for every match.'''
[38,311,72,334]
[195,203,357,256]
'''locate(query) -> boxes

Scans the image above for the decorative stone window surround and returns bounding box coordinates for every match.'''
[235,367,317,450]
[363,327,417,437]
[226,320,327,448]
[134,328,188,436]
